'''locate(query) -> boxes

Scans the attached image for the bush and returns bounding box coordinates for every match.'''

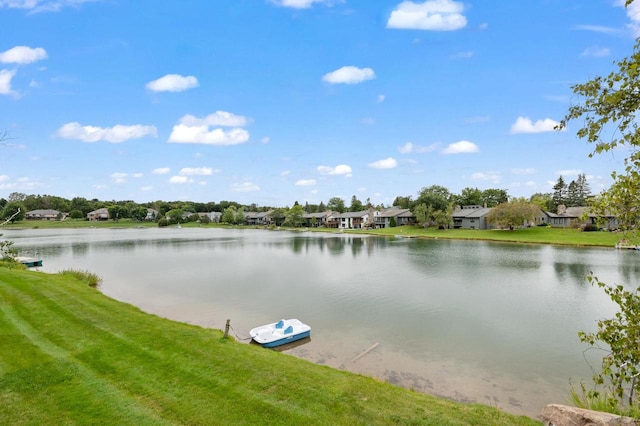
[582,224,600,232]
[60,269,102,288]
[158,218,169,227]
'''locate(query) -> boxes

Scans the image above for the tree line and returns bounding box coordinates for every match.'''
[0,178,591,226]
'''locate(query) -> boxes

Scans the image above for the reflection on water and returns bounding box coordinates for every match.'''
[3,227,636,417]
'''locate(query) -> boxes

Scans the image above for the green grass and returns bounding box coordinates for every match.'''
[347,225,626,247]
[0,267,541,425]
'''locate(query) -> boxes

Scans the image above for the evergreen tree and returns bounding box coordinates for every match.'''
[552,176,567,211]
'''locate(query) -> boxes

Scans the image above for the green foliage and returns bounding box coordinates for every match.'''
[60,269,102,288]
[0,239,16,260]
[1,201,26,223]
[415,185,451,212]
[269,208,286,226]
[284,204,305,227]
[389,217,396,227]
[578,275,640,415]
[327,197,346,213]
[486,202,539,230]
[349,195,363,212]
[559,39,640,164]
[107,205,128,221]
[129,206,148,222]
[157,217,169,227]
[69,209,84,219]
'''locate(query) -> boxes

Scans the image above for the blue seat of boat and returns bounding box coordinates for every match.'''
[275,320,285,329]
[284,325,293,334]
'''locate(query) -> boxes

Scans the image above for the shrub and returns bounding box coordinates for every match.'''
[158,218,169,227]
[60,269,102,288]
[582,224,600,232]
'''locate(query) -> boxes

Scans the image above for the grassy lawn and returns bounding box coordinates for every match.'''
[0,266,541,425]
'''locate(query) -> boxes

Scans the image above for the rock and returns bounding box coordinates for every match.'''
[540,404,638,426]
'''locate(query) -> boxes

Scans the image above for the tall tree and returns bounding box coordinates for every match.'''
[415,185,451,212]
[327,197,346,213]
[349,195,363,212]
[284,204,305,227]
[558,18,640,413]
[552,176,567,211]
[392,196,412,209]
[482,188,509,207]
[486,202,538,230]
[453,187,483,207]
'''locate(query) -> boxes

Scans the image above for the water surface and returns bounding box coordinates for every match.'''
[5,227,635,417]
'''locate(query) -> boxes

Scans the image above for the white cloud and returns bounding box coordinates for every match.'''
[556,169,582,177]
[510,116,561,134]
[141,186,153,191]
[368,157,398,169]
[573,24,618,34]
[295,179,317,186]
[168,125,249,145]
[322,66,375,85]
[179,167,218,176]
[377,94,386,103]
[146,74,198,92]
[511,168,536,175]
[270,0,336,9]
[0,46,47,64]
[619,0,640,36]
[361,117,375,125]
[168,111,251,145]
[581,46,610,57]
[178,111,248,127]
[450,51,473,59]
[57,122,158,143]
[317,164,352,176]
[281,170,291,176]
[110,172,127,183]
[387,0,467,31]
[0,0,98,12]
[152,167,170,174]
[231,181,260,192]
[442,140,479,154]
[471,171,501,183]
[261,136,270,144]
[169,176,190,184]
[0,69,16,95]
[132,173,143,178]
[398,141,439,154]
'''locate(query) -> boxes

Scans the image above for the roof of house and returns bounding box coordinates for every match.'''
[379,207,413,218]
[303,211,330,219]
[26,209,60,215]
[88,208,109,215]
[452,207,493,218]
[245,211,271,219]
[335,210,369,218]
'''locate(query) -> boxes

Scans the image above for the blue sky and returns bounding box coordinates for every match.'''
[1,0,638,207]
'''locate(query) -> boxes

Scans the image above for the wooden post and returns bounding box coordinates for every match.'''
[223,319,230,339]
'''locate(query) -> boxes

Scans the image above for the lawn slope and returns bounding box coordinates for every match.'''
[0,267,541,425]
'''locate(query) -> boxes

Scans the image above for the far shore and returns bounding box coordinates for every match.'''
[2,218,629,248]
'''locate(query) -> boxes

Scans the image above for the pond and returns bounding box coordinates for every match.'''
[5,227,638,417]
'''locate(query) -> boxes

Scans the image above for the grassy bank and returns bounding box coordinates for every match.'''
[0,266,540,425]
[4,219,628,248]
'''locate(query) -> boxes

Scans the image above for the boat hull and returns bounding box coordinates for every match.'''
[259,329,311,348]
[16,257,43,267]
[249,319,311,348]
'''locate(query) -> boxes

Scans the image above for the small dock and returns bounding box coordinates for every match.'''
[16,257,43,267]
